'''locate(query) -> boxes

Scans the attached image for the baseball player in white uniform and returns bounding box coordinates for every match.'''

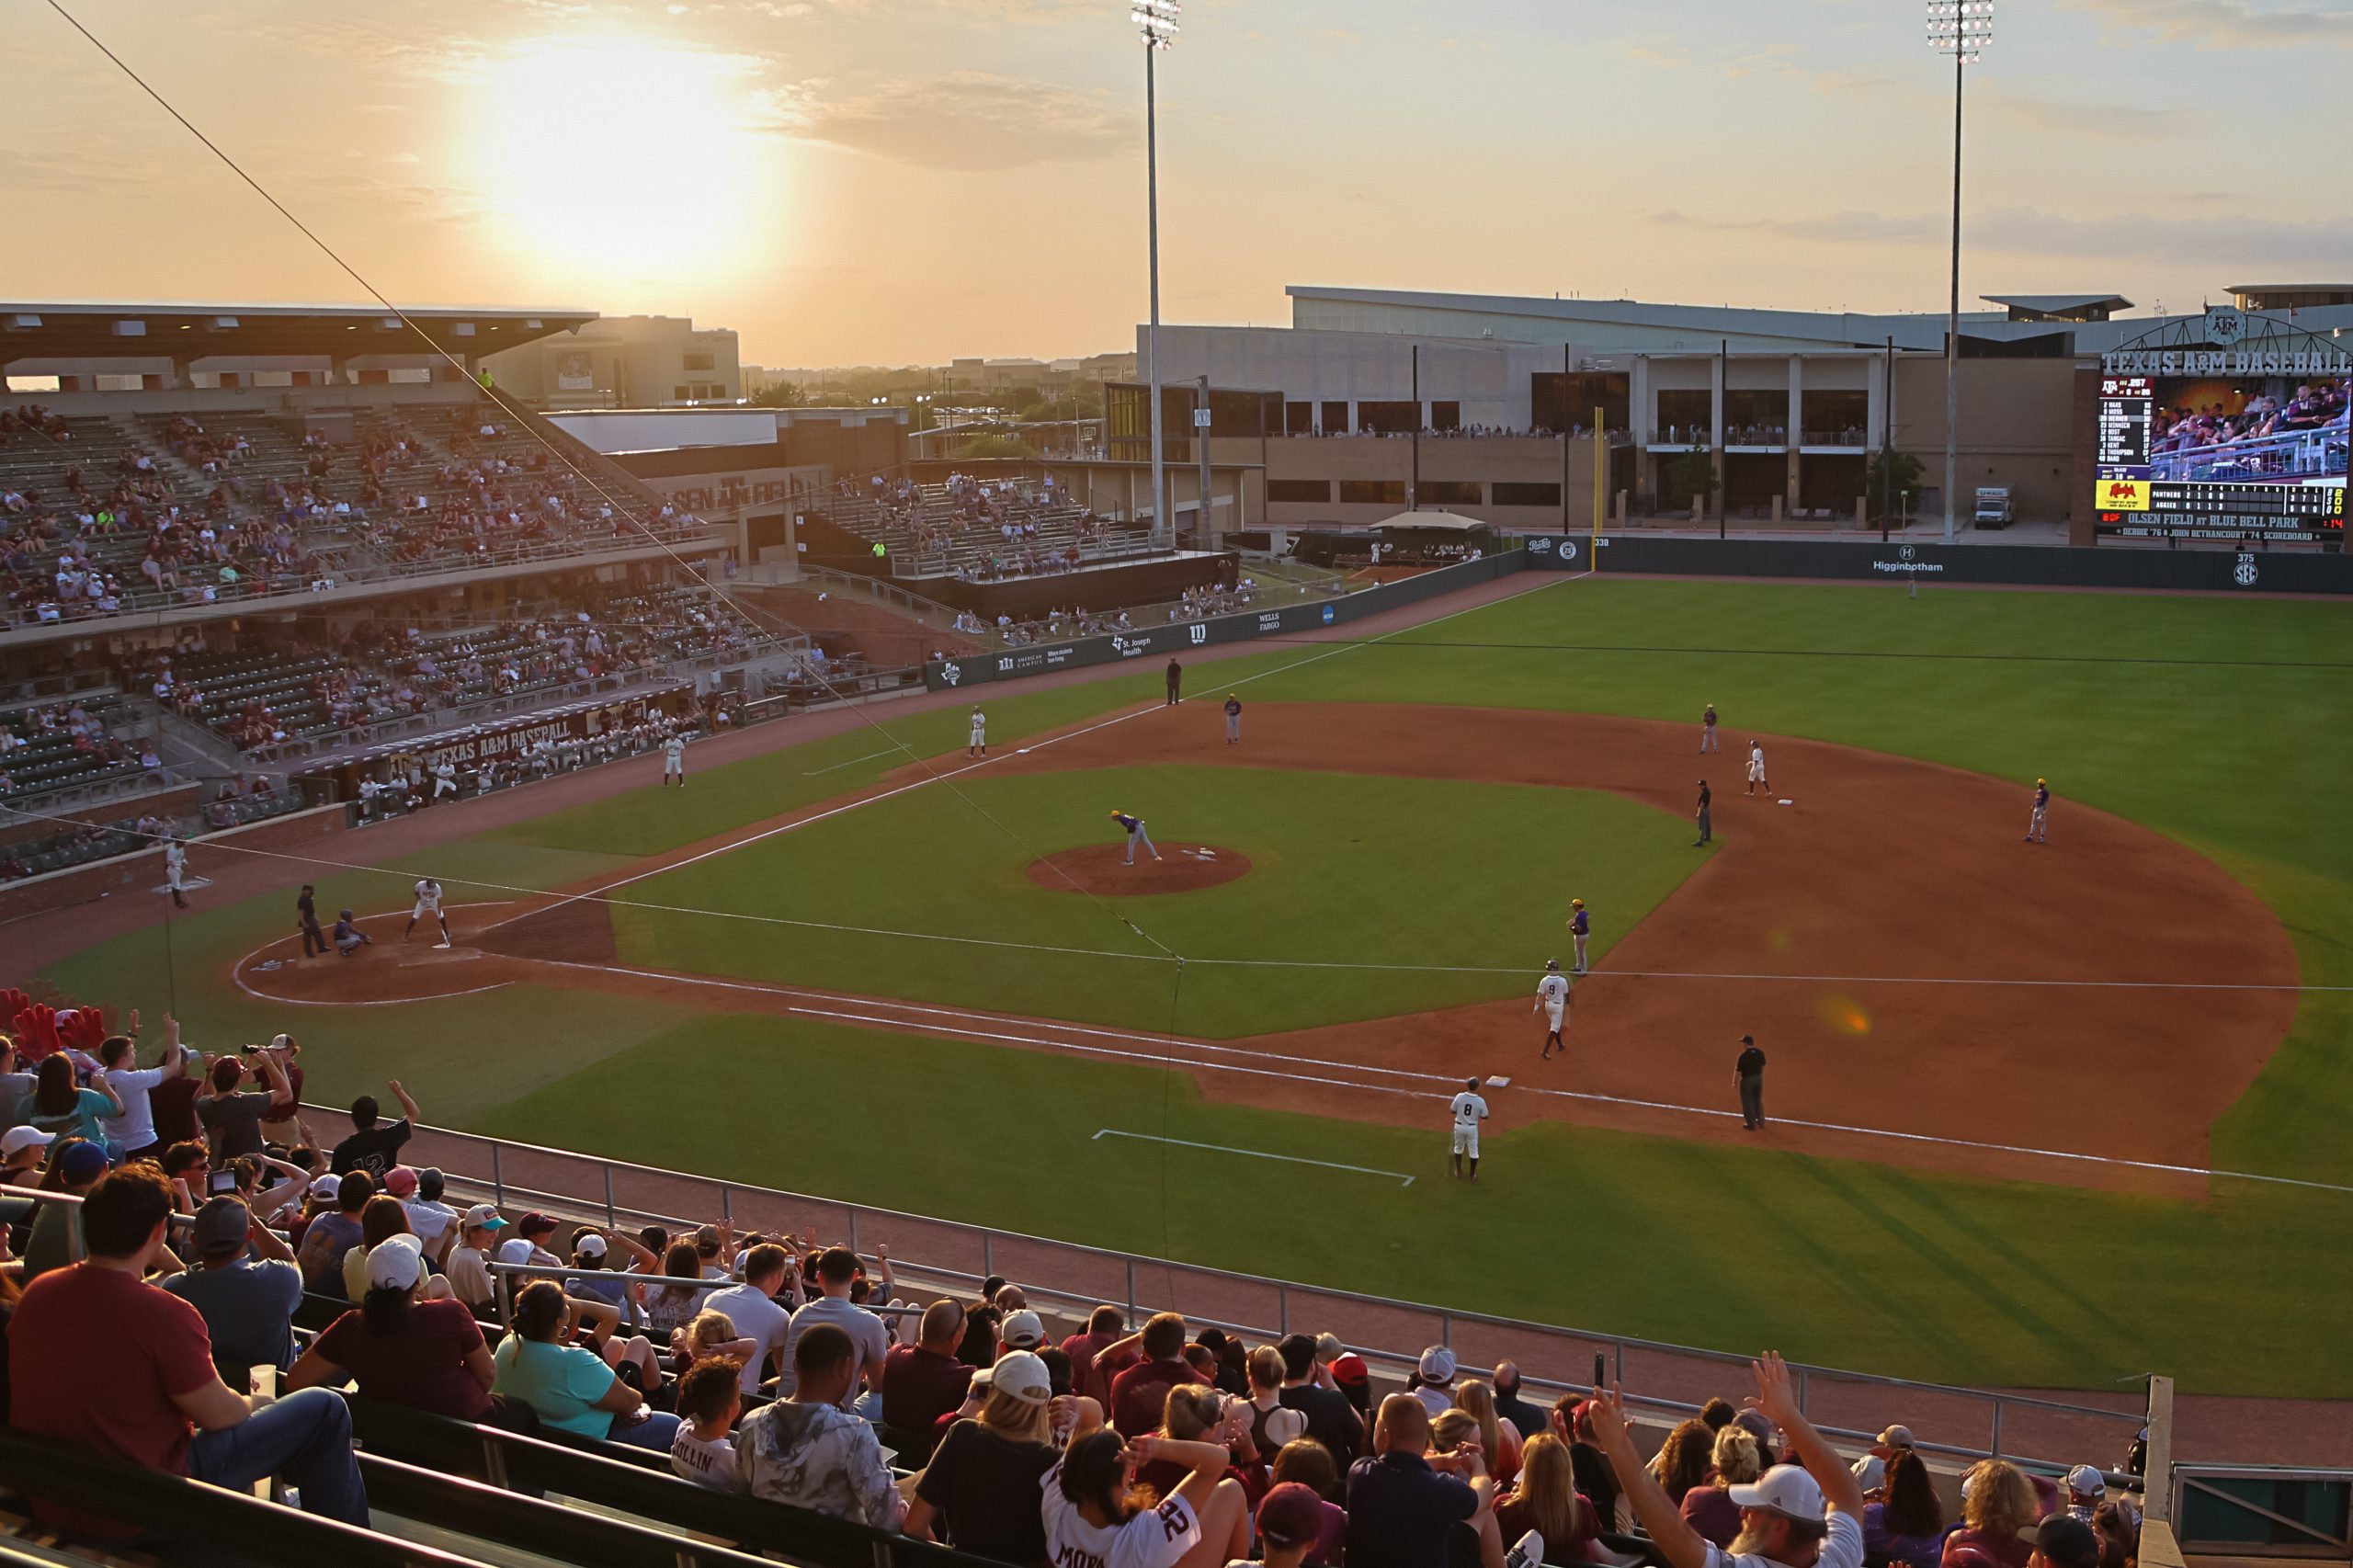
[432,759,459,801]
[968,706,987,758]
[663,734,687,787]
[1534,959,1571,1060]
[1449,1076,1491,1181]
[1745,740,1768,796]
[405,877,451,948]
[162,836,189,909]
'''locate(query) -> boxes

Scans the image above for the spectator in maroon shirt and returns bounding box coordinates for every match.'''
[1108,1311,1206,1437]
[145,1042,204,1150]
[1680,1426,1764,1546]
[1061,1302,1128,1404]
[881,1298,972,1459]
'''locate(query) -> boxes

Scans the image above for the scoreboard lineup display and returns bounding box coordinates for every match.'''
[2094,369,2349,542]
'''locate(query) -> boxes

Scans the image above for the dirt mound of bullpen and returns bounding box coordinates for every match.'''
[1025,844,1251,895]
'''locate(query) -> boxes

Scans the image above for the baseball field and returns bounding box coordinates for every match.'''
[34,573,2353,1397]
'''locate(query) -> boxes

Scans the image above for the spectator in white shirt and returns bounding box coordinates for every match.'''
[705,1244,796,1397]
[98,1016,188,1162]
[1587,1354,1864,1568]
[779,1244,892,1410]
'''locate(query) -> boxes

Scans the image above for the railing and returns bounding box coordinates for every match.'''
[799,564,1005,648]
[2172,1465,2353,1559]
[315,1107,2153,1472]
[2152,423,2347,483]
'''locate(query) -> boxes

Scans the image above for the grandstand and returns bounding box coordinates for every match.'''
[0,1040,2202,1568]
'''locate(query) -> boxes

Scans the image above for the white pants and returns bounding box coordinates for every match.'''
[1451,1126,1480,1158]
[434,778,456,798]
[413,901,441,921]
[1701,728,1720,752]
[1573,934,1589,971]
[2029,805,2047,838]
[970,729,985,747]
[1544,1003,1565,1035]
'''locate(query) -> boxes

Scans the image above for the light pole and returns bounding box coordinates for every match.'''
[1133,0,1180,546]
[1927,0,1992,544]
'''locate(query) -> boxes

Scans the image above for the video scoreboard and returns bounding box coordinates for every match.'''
[2094,372,2347,543]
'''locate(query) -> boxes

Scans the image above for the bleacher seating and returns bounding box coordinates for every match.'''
[820,474,1160,584]
[0,696,142,801]
[2,402,715,631]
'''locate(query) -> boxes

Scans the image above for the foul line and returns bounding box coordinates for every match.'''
[499,958,2353,1198]
[801,747,906,776]
[1093,1129,1415,1186]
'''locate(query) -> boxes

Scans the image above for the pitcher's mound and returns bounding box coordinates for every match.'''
[1026,844,1251,895]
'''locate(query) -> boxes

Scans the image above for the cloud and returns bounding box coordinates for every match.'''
[1646,209,1944,245]
[758,72,1133,170]
[0,141,158,194]
[1970,206,2353,265]
[2057,0,2353,48]
[1975,86,2197,139]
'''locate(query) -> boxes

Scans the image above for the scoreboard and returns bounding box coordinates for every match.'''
[2094,374,2347,542]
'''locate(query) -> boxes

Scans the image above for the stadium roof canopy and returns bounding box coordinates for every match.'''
[0,301,596,363]
[1980,294,2133,323]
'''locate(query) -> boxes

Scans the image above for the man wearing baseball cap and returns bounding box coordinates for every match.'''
[161,1195,303,1384]
[1586,1352,1864,1568]
[2021,1515,2101,1568]
[2063,1467,2105,1524]
[1412,1346,1459,1418]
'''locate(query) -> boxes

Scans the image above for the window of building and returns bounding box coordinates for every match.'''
[1418,480,1482,506]
[1286,401,1313,434]
[683,352,716,372]
[1430,402,1461,432]
[1267,479,1332,503]
[674,385,690,400]
[1337,480,1406,506]
[1321,401,1348,434]
[1492,482,1563,507]
[1357,401,1418,435]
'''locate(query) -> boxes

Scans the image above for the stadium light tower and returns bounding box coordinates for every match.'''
[1134,0,1179,546]
[1927,0,1992,544]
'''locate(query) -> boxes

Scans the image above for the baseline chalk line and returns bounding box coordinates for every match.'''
[1094,1128,1415,1187]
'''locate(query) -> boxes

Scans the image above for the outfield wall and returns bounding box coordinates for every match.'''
[919,535,2352,692]
[920,549,1528,691]
[1521,535,2353,594]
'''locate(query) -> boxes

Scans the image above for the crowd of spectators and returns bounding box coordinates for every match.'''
[825,471,1154,583]
[0,998,2152,1568]
[3,403,712,631]
[0,695,144,801]
[116,578,787,759]
[2150,379,2349,476]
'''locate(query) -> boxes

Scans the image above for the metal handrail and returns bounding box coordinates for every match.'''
[312,1106,2149,1459]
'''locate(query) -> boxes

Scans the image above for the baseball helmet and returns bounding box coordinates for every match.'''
[1572,898,1585,909]
[2036,778,2046,786]
[1545,958,1560,971]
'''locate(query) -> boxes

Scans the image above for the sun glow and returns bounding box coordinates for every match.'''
[460,37,779,284]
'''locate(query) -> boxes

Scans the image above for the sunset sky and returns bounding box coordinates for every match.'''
[6,0,2352,367]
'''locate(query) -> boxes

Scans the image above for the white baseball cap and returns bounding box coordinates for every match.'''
[461,1204,507,1232]
[1729,1464,1827,1523]
[1000,1310,1044,1349]
[495,1237,535,1266]
[2066,1465,2106,1497]
[1852,1455,1886,1491]
[2,1127,56,1159]
[310,1173,341,1201]
[988,1350,1053,1407]
[1418,1346,1458,1382]
[365,1234,426,1293]
[575,1233,608,1259]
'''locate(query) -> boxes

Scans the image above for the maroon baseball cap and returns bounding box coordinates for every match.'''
[1256,1483,1324,1551]
[381,1165,419,1198]
[517,1211,557,1236]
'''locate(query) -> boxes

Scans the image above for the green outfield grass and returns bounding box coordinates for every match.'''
[37,574,2353,1394]
[608,765,1698,1037]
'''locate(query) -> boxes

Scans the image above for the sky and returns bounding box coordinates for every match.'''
[6,0,2353,367]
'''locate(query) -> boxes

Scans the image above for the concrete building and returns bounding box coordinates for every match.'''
[1129,283,2353,532]
[483,313,741,408]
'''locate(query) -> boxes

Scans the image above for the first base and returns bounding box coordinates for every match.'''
[1484,1075,1513,1089]
[1778,798,1793,806]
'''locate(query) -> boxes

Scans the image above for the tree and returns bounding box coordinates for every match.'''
[950,433,1039,460]
[1866,444,1925,522]
[1665,449,1719,512]
[749,381,809,409]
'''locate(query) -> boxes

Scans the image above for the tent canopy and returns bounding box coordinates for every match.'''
[1370,510,1489,532]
